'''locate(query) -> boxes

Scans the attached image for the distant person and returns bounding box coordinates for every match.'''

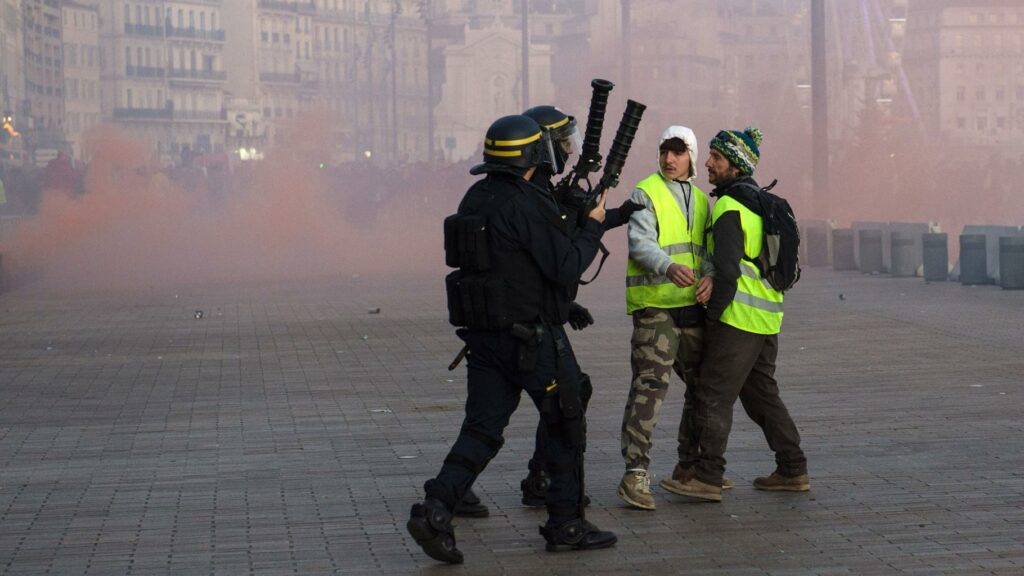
[406,115,616,564]
[660,127,809,503]
[0,171,6,206]
[617,126,720,510]
[43,151,76,194]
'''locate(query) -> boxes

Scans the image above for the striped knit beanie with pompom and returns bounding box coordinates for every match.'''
[709,127,763,175]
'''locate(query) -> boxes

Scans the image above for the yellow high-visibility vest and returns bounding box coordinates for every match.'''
[710,195,784,334]
[625,174,709,313]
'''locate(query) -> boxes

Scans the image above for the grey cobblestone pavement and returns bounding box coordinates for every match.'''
[1,267,1022,575]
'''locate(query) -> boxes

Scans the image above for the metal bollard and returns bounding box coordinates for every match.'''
[832,229,856,270]
[858,229,884,273]
[999,236,1024,290]
[805,226,829,267]
[922,233,948,282]
[890,232,917,277]
[959,234,989,285]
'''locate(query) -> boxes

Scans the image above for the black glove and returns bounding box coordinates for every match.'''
[603,199,646,230]
[567,302,594,331]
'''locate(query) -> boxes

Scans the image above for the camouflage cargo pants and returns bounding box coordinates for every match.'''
[621,307,704,471]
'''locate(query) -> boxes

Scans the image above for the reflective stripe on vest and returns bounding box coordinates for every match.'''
[625,174,709,313]
[711,195,784,334]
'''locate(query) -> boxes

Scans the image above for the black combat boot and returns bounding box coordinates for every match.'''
[539,518,617,552]
[454,487,489,518]
[406,498,464,564]
[520,470,550,507]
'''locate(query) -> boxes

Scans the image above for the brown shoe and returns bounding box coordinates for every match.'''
[617,470,655,510]
[753,471,810,492]
[659,476,722,502]
[666,463,734,490]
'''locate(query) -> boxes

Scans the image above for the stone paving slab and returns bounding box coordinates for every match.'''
[1,267,1022,575]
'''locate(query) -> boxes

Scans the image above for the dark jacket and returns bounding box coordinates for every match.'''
[706,175,761,321]
[458,171,604,325]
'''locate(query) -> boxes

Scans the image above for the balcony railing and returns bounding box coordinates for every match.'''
[168,68,227,81]
[126,65,166,78]
[165,26,226,41]
[174,110,226,122]
[258,0,315,14]
[259,71,301,84]
[125,23,164,37]
[113,107,173,121]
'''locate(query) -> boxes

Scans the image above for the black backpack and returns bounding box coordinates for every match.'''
[725,179,801,292]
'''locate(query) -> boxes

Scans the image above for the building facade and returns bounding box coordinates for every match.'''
[904,0,1024,153]
[62,0,100,160]
[95,0,227,163]
[23,0,65,159]
[1,0,25,162]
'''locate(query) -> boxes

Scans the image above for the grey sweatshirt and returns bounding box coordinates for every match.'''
[627,173,714,277]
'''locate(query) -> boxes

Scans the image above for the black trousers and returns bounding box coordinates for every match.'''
[693,321,807,485]
[425,324,584,525]
[529,369,590,474]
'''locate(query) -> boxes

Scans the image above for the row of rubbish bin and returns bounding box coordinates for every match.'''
[813,226,1024,289]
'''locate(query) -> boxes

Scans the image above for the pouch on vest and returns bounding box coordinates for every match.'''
[443,213,490,271]
[445,270,508,330]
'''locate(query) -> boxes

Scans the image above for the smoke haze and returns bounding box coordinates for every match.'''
[1,111,469,291]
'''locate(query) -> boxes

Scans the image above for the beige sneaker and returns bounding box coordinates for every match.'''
[753,471,810,492]
[661,463,734,491]
[659,476,722,502]
[617,470,655,510]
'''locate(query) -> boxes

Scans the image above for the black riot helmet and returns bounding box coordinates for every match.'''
[522,105,582,175]
[470,114,556,176]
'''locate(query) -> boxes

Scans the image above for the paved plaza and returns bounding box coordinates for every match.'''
[1,265,1022,575]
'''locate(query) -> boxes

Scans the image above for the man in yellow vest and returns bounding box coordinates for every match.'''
[618,126,717,510]
[660,127,809,503]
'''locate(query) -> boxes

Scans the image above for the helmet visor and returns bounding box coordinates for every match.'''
[549,116,582,159]
[538,130,557,173]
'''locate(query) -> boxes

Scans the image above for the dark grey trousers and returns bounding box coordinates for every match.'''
[693,320,807,485]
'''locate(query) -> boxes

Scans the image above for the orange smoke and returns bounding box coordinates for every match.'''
[0,111,460,291]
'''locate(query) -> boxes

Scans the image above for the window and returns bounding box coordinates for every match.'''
[124,4,130,24]
[976,87,985,101]
[189,10,195,29]
[200,12,205,30]
[956,86,966,102]
[125,46,131,66]
[976,116,987,131]
[127,88,133,107]
[996,86,1006,101]
[178,10,183,28]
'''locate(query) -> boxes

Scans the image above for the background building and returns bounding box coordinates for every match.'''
[61,0,99,159]
[22,0,64,162]
[904,0,1024,154]
[1,0,25,163]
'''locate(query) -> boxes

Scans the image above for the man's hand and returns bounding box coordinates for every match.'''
[696,276,714,304]
[586,191,607,224]
[666,263,696,287]
[568,302,594,331]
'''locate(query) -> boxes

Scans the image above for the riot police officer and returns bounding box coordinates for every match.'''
[514,104,645,507]
[407,115,618,564]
